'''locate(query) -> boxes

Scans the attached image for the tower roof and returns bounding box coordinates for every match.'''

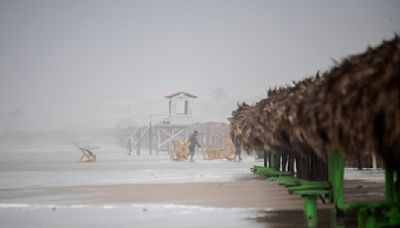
[165,91,197,99]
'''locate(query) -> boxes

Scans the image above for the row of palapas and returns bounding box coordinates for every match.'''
[229,36,400,171]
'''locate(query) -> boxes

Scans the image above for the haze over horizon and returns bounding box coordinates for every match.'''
[1,0,399,132]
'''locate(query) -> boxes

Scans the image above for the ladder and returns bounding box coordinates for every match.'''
[127,125,150,155]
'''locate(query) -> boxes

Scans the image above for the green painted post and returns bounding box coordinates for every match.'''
[366,213,377,228]
[328,154,335,203]
[304,195,318,227]
[395,171,400,207]
[329,152,345,209]
[389,171,400,226]
[334,152,345,209]
[271,152,276,170]
[385,169,394,205]
[358,208,367,228]
[388,207,400,226]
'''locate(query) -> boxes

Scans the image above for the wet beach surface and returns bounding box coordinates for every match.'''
[0,142,385,227]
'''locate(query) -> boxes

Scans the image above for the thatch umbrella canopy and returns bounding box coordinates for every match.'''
[229,36,400,171]
[230,102,266,152]
[316,36,400,170]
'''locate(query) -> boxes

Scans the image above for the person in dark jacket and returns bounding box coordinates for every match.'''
[188,130,201,161]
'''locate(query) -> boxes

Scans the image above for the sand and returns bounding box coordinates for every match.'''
[0,142,385,227]
[3,179,305,209]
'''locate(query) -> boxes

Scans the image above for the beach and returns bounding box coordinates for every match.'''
[0,142,384,227]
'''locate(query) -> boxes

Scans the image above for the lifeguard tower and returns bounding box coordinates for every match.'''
[155,92,196,151]
[127,91,197,155]
[165,91,196,124]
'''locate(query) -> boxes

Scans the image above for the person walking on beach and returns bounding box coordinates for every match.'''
[188,130,201,161]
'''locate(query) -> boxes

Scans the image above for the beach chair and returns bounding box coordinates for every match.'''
[203,148,225,160]
[169,140,190,161]
[203,137,235,160]
[79,148,96,163]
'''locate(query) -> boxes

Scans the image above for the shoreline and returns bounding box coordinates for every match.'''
[1,177,308,210]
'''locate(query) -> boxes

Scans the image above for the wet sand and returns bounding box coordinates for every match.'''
[3,178,306,209]
[0,142,385,227]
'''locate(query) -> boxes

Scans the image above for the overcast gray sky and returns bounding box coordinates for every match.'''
[0,0,399,131]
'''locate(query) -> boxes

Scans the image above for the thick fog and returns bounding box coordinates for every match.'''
[0,0,399,133]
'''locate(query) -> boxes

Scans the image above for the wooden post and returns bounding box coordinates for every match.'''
[356,151,362,170]
[282,151,288,172]
[288,150,294,173]
[137,128,141,155]
[372,153,377,170]
[264,150,267,167]
[127,137,132,155]
[171,127,174,151]
[149,121,152,155]
[156,127,160,153]
[267,151,272,168]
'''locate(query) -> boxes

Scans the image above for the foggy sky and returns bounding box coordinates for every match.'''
[0,0,399,132]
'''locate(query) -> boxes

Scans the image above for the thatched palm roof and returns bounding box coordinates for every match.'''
[229,36,400,171]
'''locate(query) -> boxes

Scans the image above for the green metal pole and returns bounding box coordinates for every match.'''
[358,208,367,228]
[366,213,377,228]
[385,169,394,205]
[328,154,335,203]
[329,152,345,209]
[334,152,345,209]
[271,152,276,170]
[328,153,335,203]
[389,171,400,226]
[304,195,318,227]
[395,171,399,207]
